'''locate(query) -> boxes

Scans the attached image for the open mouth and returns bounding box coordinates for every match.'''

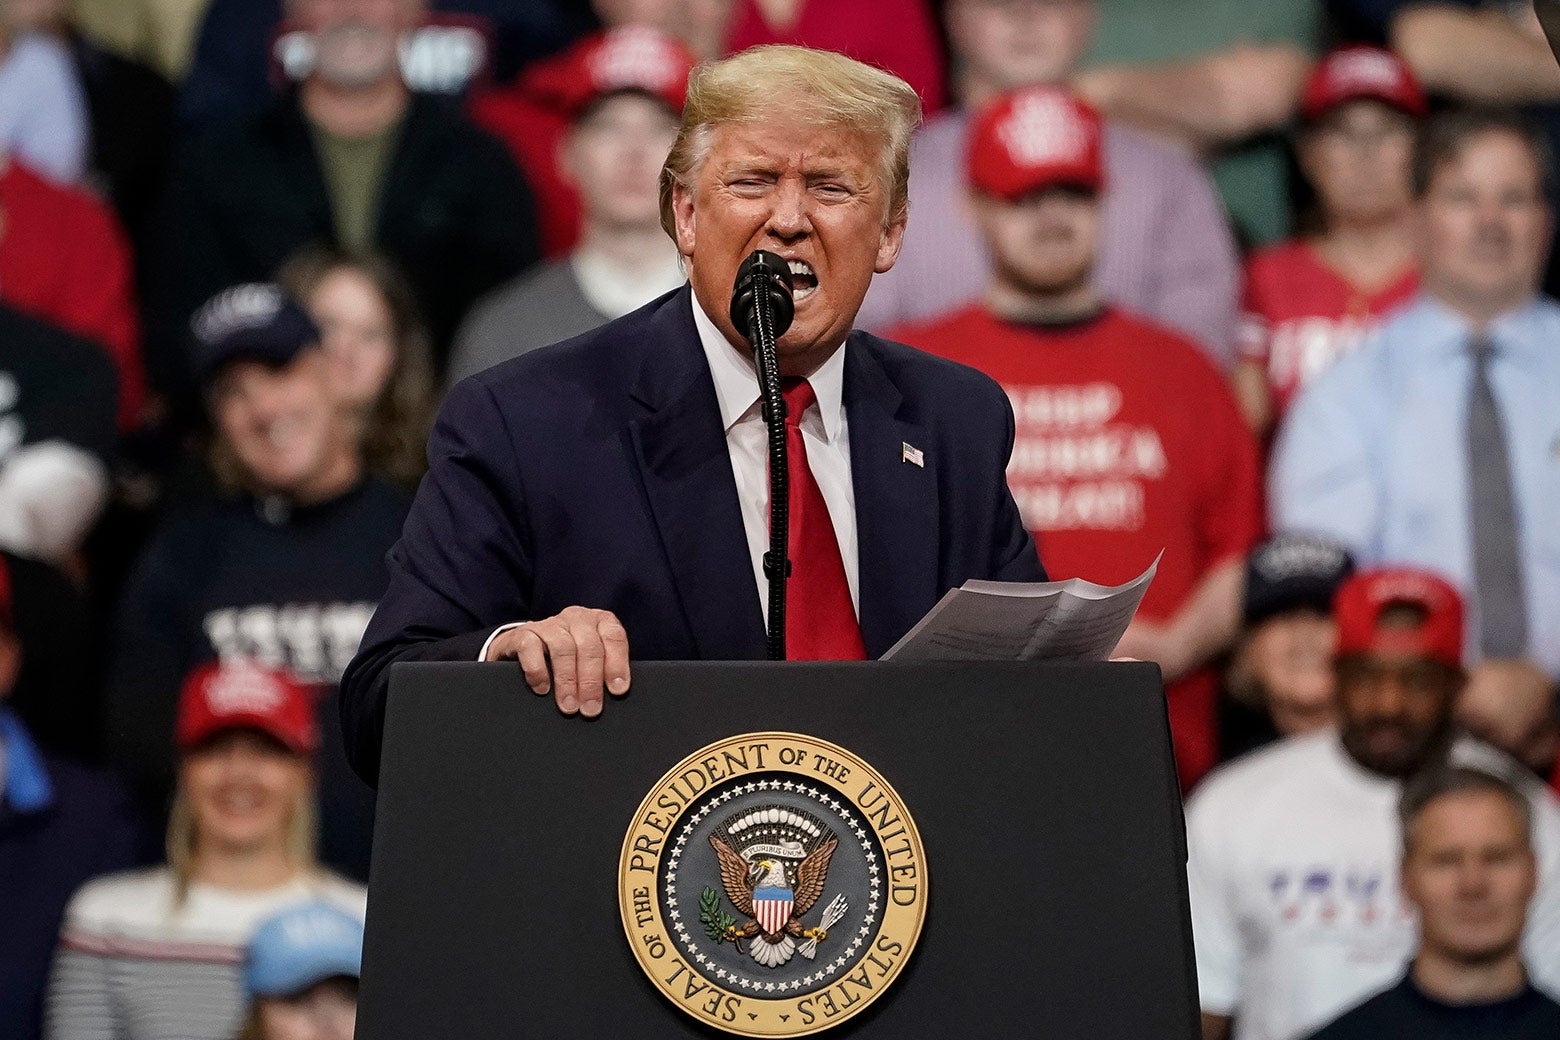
[786,259,818,302]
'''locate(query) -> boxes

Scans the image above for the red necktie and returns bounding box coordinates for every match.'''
[780,379,867,661]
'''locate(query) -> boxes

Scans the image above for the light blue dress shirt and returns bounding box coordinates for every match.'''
[1270,294,1560,676]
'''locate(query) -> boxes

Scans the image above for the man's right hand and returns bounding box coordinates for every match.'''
[482,606,631,717]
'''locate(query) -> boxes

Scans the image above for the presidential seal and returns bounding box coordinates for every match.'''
[619,733,927,1036]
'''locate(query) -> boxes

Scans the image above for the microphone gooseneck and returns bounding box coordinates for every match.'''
[729,250,796,661]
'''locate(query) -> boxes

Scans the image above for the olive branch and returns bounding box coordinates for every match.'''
[700,887,737,943]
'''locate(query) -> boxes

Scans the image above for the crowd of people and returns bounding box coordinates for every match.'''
[1,0,1559,1038]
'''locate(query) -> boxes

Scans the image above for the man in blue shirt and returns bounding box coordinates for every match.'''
[1271,105,1560,680]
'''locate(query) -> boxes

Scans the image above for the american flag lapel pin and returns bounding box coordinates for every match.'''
[901,442,925,468]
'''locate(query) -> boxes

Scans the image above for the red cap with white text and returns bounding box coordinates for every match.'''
[176,660,319,755]
[967,86,1105,201]
[1301,46,1427,121]
[524,26,697,118]
[1333,567,1464,669]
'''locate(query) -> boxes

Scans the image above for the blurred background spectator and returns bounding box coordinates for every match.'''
[47,660,364,1040]
[1074,0,1320,247]
[0,550,102,763]
[0,154,143,431]
[856,0,1240,364]
[0,556,142,1040]
[0,307,115,572]
[1222,534,1355,759]
[144,0,538,403]
[451,26,688,382]
[107,286,406,880]
[1308,766,1560,1039]
[0,0,89,183]
[1355,0,1560,293]
[179,0,596,130]
[1272,106,1560,679]
[1233,46,1424,438]
[277,247,436,488]
[237,900,363,1040]
[1187,568,1560,1040]
[467,25,694,267]
[1459,659,1560,796]
[889,88,1260,789]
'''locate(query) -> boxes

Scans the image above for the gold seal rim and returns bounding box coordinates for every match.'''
[618,731,928,1037]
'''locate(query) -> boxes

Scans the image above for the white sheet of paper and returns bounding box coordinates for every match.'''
[881,552,1161,663]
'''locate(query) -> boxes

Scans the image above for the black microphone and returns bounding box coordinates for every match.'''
[729,250,796,344]
[729,249,795,661]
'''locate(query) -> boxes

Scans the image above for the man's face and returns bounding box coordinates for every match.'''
[1458,660,1560,777]
[1246,609,1338,736]
[210,351,350,498]
[971,187,1099,298]
[947,0,1095,90]
[1300,100,1416,227]
[1418,129,1552,317]
[293,0,421,89]
[672,113,906,375]
[1336,650,1461,777]
[1403,790,1536,965]
[565,94,681,231]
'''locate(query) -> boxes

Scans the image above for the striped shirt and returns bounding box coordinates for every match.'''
[856,109,1241,367]
[44,867,365,1040]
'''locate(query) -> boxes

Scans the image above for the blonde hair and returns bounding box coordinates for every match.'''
[658,45,922,238]
[166,782,320,905]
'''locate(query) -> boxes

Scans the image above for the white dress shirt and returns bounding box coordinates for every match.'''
[478,289,859,659]
[690,292,859,623]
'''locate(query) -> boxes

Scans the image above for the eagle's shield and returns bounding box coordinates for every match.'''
[753,887,793,935]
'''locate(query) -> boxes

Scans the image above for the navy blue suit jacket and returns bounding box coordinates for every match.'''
[341,286,1043,782]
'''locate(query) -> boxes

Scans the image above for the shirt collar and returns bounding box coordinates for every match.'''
[0,709,54,814]
[690,288,846,442]
[1412,293,1549,361]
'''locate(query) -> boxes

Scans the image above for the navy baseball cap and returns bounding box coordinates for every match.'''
[244,901,363,998]
[1244,533,1356,625]
[191,283,320,386]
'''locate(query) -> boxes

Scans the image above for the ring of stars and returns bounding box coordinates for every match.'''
[661,776,885,996]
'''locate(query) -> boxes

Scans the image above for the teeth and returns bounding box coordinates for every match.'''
[786,259,816,302]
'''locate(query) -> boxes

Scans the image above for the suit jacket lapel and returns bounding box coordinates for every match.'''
[845,337,938,658]
[628,289,767,660]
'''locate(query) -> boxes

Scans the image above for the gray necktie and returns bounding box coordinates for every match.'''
[1466,334,1528,657]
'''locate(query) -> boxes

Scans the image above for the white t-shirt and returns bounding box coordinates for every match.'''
[46,866,366,1040]
[1186,731,1560,1040]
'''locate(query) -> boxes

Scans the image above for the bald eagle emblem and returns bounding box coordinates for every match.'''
[702,805,848,969]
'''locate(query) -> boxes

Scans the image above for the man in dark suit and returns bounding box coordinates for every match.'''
[340,46,1045,784]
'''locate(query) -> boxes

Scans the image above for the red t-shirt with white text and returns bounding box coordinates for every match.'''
[1238,240,1417,419]
[889,305,1262,788]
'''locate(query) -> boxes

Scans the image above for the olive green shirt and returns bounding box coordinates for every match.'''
[308,115,404,253]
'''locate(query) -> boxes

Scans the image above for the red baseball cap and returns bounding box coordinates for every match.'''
[967,87,1105,202]
[524,26,697,119]
[1334,567,1465,669]
[176,660,319,755]
[1301,46,1427,122]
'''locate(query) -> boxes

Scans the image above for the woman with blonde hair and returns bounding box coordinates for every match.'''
[45,661,364,1040]
[277,246,436,489]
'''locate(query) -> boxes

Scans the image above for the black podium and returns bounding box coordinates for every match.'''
[357,661,1199,1038]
